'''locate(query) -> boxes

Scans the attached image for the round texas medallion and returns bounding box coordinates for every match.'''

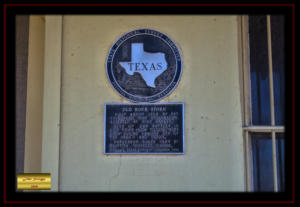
[106,29,182,102]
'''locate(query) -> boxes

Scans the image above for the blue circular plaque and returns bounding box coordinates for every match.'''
[106,29,182,102]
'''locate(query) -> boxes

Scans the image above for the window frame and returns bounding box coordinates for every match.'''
[239,15,285,192]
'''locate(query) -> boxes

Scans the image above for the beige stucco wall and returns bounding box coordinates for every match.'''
[57,15,245,191]
[24,16,45,173]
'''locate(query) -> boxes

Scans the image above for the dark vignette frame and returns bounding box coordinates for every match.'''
[2,2,295,205]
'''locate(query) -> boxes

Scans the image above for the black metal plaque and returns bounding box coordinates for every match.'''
[104,103,184,154]
[106,29,182,102]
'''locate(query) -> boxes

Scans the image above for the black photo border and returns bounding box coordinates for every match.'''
[2,2,296,205]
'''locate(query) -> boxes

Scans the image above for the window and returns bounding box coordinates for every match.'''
[241,15,285,192]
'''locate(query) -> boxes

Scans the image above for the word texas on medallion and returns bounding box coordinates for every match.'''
[106,29,182,102]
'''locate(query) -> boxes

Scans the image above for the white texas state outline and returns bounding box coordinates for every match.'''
[119,43,167,88]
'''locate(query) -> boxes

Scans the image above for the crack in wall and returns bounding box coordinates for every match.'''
[108,156,122,190]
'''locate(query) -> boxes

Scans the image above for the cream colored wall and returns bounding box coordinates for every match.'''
[41,16,63,191]
[56,15,245,191]
[24,16,45,173]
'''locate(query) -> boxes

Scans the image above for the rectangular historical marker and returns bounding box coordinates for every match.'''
[104,103,184,154]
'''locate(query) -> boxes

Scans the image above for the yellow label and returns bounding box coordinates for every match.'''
[17,173,51,190]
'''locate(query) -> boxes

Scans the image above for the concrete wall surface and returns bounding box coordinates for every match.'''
[57,15,245,191]
[24,15,45,174]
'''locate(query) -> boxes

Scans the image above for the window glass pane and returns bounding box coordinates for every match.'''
[271,16,285,125]
[251,133,274,191]
[276,133,285,191]
[249,15,271,125]
[251,133,285,192]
